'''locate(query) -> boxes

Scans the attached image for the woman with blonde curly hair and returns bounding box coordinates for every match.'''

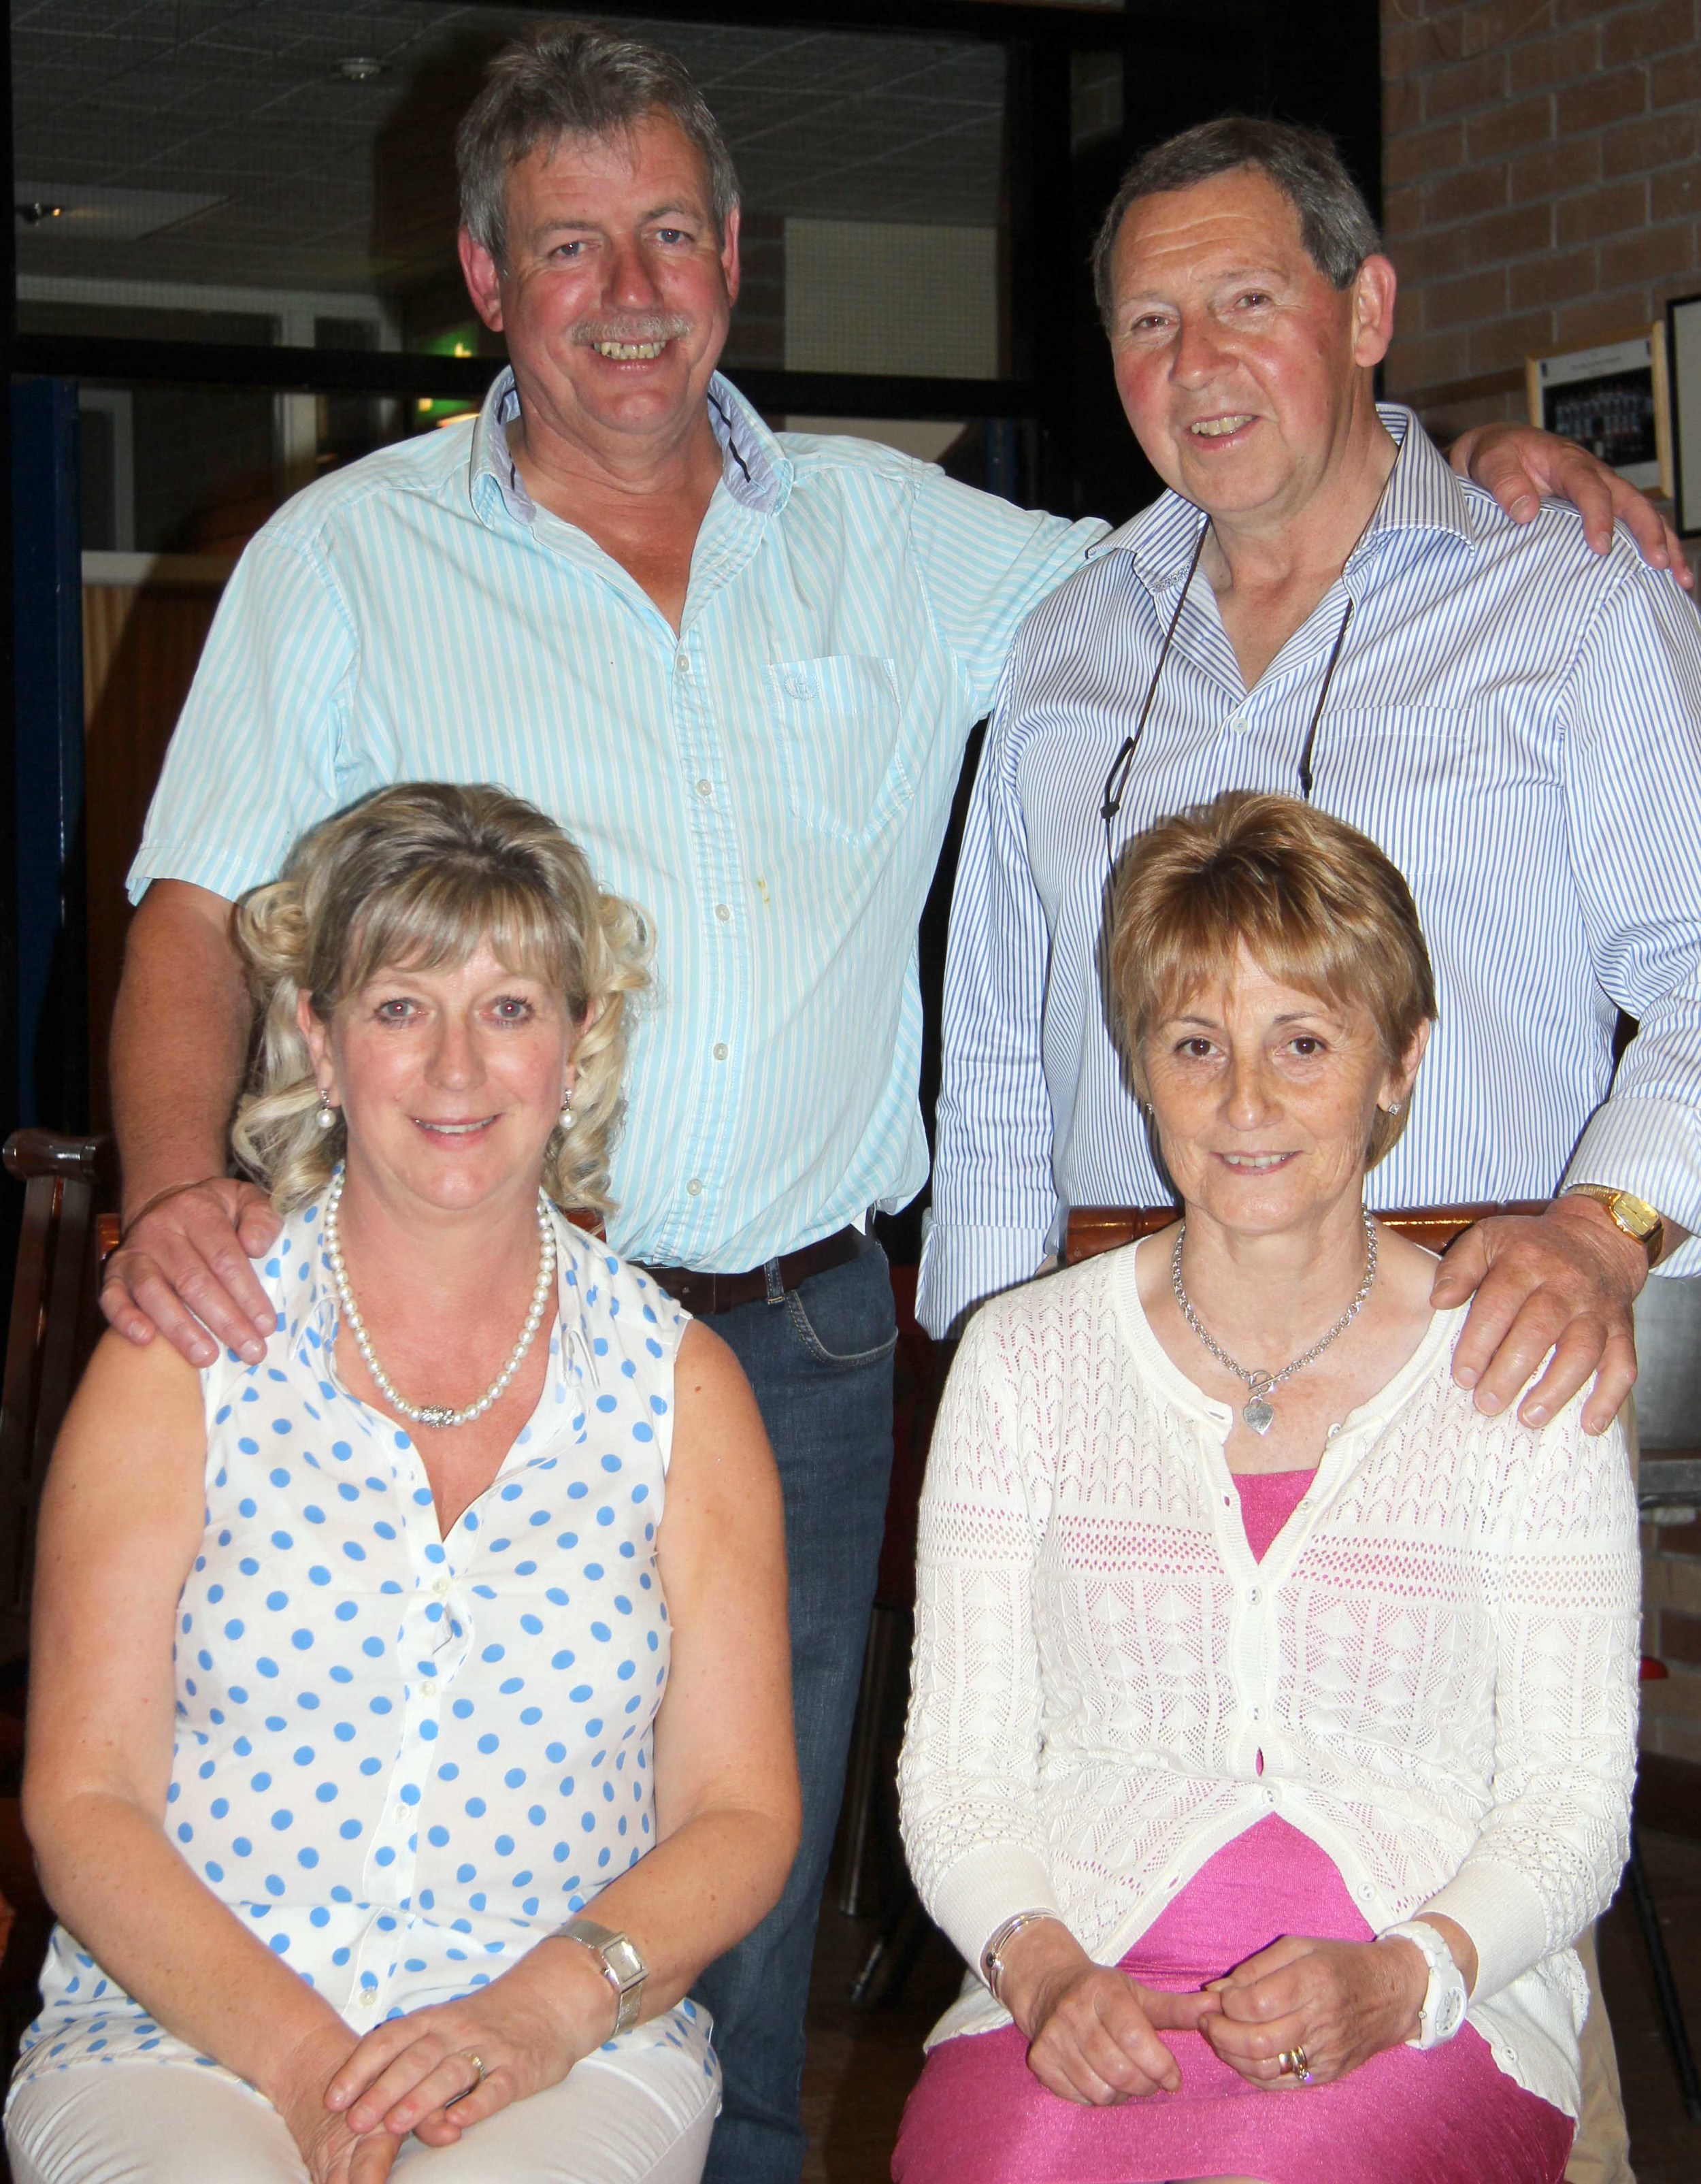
[7,783,799,2184]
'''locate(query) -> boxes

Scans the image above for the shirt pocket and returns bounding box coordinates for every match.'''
[762,655,912,847]
[1310,706,1483,855]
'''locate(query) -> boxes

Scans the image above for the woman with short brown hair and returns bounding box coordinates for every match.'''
[895,792,1637,2184]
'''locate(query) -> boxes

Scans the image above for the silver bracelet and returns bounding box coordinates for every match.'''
[980,1908,1061,2004]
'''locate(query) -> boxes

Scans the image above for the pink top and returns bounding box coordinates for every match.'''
[1232,1466,1315,1563]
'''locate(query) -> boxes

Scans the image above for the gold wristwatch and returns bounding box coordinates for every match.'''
[1564,1184,1665,1265]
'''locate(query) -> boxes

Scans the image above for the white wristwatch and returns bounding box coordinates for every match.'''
[553,1915,647,2034]
[1379,1919,1469,2048]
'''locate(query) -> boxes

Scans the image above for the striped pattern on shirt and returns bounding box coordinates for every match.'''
[132,370,1103,1271]
[918,407,1701,1336]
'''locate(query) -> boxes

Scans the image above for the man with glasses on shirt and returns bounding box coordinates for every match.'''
[920,116,1701,2184]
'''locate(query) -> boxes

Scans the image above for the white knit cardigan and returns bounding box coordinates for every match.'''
[897,1247,1641,2120]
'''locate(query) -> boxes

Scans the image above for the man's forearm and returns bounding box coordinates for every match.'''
[110,882,250,1222]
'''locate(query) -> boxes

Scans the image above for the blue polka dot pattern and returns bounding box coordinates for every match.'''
[16,1205,701,2093]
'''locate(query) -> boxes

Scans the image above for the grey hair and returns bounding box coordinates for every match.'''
[231,783,651,1219]
[1091,116,1382,329]
[457,22,740,268]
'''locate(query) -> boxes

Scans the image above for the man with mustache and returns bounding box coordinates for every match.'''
[103,29,1679,2184]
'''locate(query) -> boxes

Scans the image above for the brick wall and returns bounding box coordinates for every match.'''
[1383,2,1701,1755]
[1380,1,1700,523]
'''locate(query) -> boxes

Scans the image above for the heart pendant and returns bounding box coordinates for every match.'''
[1242,1397,1275,1435]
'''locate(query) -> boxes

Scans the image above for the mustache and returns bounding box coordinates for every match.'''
[572,314,693,347]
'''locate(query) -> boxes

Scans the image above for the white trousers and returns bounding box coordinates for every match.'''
[5,2043,718,2184]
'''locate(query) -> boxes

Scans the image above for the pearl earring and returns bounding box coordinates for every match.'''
[559,1085,575,1133]
[316,1088,336,1130]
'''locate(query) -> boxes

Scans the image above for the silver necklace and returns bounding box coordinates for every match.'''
[322,1169,556,1430]
[1170,1214,1378,1435]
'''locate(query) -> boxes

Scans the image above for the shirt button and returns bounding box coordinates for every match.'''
[1227,712,1247,732]
[433,1576,450,1597]
[686,1177,704,1197]
[1247,1586,1261,1603]
[714,902,731,922]
[696,778,712,798]
[675,651,689,677]
[713,1042,729,1061]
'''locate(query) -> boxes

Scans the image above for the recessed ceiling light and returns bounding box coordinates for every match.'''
[14,182,224,240]
[335,56,386,83]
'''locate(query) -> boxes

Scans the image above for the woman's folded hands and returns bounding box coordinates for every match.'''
[997,1918,1219,2106]
[269,1938,618,2181]
[998,1917,1472,2106]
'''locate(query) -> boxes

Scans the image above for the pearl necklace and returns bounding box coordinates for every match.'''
[1170,1213,1378,1436]
[322,1169,557,1430]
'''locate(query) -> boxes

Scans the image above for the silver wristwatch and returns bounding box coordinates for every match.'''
[553,1915,648,2035]
[1379,1919,1468,2049]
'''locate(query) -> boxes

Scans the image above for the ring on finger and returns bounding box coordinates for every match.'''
[1277,2044,1313,2085]
[446,2051,486,2108]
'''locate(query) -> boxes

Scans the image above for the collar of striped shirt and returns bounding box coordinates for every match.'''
[1095,405,1470,598]
[466,364,793,529]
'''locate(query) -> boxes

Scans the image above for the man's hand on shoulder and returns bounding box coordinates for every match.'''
[1429,1195,1649,1435]
[1448,422,1693,591]
[101,1177,282,1369]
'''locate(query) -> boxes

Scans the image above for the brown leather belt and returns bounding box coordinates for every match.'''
[1063,1200,1549,1265]
[639,1224,871,1316]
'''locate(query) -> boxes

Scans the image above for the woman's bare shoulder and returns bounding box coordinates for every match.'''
[52,1324,212,1495]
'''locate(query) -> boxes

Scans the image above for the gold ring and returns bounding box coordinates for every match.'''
[1283,2043,1312,2083]
[446,2052,486,2107]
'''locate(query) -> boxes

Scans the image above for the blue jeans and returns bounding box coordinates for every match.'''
[693,1241,897,2184]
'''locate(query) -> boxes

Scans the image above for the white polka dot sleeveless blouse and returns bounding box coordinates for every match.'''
[12,1197,715,2096]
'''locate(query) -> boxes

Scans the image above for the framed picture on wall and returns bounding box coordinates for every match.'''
[1525,326,1672,498]
[1669,295,1701,537]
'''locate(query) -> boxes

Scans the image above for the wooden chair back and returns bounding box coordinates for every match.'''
[1063,1201,1548,1265]
[0,1132,117,1661]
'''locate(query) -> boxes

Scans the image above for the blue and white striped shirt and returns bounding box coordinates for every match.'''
[132,370,1102,1270]
[918,408,1701,1336]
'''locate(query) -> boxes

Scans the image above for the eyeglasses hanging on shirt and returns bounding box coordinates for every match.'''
[1099,438,1402,879]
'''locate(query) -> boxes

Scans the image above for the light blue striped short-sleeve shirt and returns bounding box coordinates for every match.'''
[131,370,1102,1269]
[919,408,1701,1336]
